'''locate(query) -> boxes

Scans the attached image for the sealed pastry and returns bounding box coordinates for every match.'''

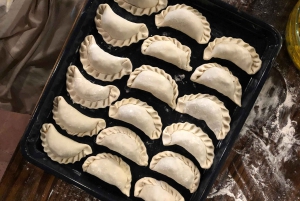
[203,37,262,74]
[141,35,192,71]
[155,4,211,44]
[127,65,178,109]
[79,35,132,81]
[66,65,120,109]
[109,98,162,139]
[134,177,184,201]
[40,123,92,164]
[95,4,149,46]
[150,151,200,193]
[190,63,242,106]
[96,126,148,166]
[176,93,231,140]
[82,153,132,196]
[53,96,106,137]
[163,122,214,169]
[114,0,168,16]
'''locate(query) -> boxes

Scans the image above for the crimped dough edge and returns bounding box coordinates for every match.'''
[190,63,242,106]
[40,123,92,164]
[95,4,149,46]
[127,65,179,109]
[82,153,132,196]
[203,37,262,74]
[66,65,120,109]
[79,35,132,81]
[108,98,162,139]
[149,151,200,193]
[134,177,184,201]
[141,35,192,71]
[114,0,168,16]
[163,122,214,169]
[175,93,231,140]
[52,96,106,137]
[96,126,148,166]
[155,4,211,44]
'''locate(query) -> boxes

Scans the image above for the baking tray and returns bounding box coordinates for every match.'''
[20,0,282,200]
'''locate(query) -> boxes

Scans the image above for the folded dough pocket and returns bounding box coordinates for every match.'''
[79,35,132,81]
[95,4,149,46]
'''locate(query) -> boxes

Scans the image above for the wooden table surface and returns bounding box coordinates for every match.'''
[1,0,300,200]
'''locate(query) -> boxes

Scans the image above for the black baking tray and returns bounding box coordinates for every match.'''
[20,0,282,200]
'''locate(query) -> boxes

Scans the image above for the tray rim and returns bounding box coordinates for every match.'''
[20,0,283,200]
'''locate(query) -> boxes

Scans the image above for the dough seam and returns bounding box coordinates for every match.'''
[66,65,120,109]
[141,35,192,71]
[191,63,242,106]
[155,4,211,44]
[176,94,231,140]
[134,177,184,201]
[82,153,131,196]
[109,98,162,139]
[79,35,132,81]
[203,37,262,74]
[114,0,168,16]
[150,151,200,193]
[127,65,179,108]
[40,124,92,164]
[95,4,148,47]
[52,96,106,136]
[96,126,148,166]
[163,122,214,169]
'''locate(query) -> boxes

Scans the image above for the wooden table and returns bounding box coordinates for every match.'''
[1,0,300,200]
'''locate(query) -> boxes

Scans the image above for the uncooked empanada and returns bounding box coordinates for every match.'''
[190,63,242,106]
[175,94,230,140]
[95,4,149,47]
[203,37,262,74]
[141,35,192,71]
[134,177,184,201]
[150,151,200,193]
[163,122,214,169]
[109,98,162,139]
[114,0,168,16]
[79,35,132,81]
[66,65,120,109]
[127,65,178,109]
[155,4,211,44]
[53,96,106,137]
[40,123,92,164]
[96,126,148,166]
[82,153,131,196]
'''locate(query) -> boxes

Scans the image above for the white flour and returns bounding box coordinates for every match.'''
[208,72,298,200]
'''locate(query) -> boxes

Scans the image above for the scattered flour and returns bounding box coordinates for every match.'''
[209,72,299,200]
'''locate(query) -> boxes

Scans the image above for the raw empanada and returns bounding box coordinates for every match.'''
[40,123,92,164]
[96,126,148,166]
[114,0,168,16]
[141,35,192,71]
[163,122,214,169]
[155,4,211,44]
[150,151,200,193]
[203,37,262,74]
[82,153,131,196]
[190,63,242,106]
[175,94,231,140]
[127,65,178,109]
[95,4,149,47]
[109,98,162,139]
[66,65,120,109]
[53,96,106,137]
[134,177,184,201]
[79,35,132,81]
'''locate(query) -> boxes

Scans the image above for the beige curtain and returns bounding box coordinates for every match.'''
[0,0,85,114]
